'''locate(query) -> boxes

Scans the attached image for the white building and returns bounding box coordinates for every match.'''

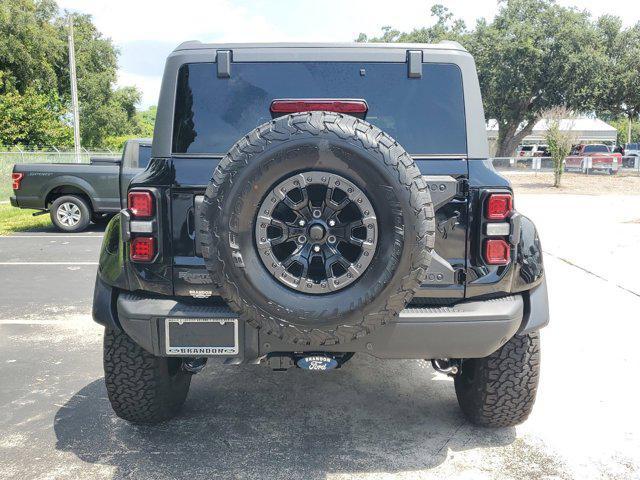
[486,118,618,156]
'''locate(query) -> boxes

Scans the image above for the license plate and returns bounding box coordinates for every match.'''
[165,318,238,356]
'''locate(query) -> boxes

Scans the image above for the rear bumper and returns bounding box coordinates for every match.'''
[94,277,549,362]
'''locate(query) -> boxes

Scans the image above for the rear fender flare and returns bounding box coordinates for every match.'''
[41,176,97,210]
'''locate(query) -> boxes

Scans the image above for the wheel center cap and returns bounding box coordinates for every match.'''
[309,224,325,241]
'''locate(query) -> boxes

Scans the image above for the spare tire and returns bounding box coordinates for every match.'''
[200,112,435,346]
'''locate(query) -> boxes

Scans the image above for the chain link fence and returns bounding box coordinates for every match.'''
[3,150,639,203]
[491,156,640,173]
[1,149,119,201]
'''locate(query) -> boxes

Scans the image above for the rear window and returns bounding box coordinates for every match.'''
[520,146,533,151]
[138,145,152,168]
[172,62,467,156]
[626,143,639,150]
[584,145,609,153]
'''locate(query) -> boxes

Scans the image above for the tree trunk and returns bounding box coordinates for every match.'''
[554,161,562,187]
[496,120,537,158]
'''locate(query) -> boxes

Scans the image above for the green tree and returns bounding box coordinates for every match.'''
[0,0,63,94]
[0,0,69,147]
[593,17,640,144]
[0,86,71,146]
[135,105,157,137]
[357,5,467,44]
[610,116,640,146]
[54,13,143,147]
[359,0,609,157]
[468,0,607,156]
[0,0,145,148]
[102,105,156,150]
[544,107,576,187]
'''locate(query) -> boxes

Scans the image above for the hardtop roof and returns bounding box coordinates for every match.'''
[173,41,467,53]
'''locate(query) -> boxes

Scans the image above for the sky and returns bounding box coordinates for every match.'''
[57,0,640,109]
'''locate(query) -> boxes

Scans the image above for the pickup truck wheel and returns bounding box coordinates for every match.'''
[201,111,435,346]
[454,332,540,427]
[103,327,191,424]
[50,195,91,232]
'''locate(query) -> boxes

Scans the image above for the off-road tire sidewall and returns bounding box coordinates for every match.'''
[50,195,91,233]
[201,112,435,346]
[454,332,541,428]
[103,327,192,424]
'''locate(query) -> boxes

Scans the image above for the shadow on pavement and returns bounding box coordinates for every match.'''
[14,222,107,234]
[54,355,515,479]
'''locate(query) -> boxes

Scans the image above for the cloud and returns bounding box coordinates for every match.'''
[58,0,285,44]
[58,0,640,109]
[117,41,175,77]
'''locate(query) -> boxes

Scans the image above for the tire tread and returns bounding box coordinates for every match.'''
[103,327,191,424]
[455,332,541,427]
[200,112,435,346]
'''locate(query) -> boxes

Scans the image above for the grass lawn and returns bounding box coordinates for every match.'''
[0,203,51,235]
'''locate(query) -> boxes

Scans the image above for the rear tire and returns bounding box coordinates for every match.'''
[454,332,540,427]
[50,195,91,232]
[103,327,192,424]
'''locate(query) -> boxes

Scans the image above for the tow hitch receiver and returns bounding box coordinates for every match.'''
[263,352,353,371]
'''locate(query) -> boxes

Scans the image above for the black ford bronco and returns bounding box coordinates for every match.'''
[92,42,548,427]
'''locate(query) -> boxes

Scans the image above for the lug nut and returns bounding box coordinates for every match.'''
[313,209,322,218]
[328,219,336,227]
[298,219,306,227]
[298,235,307,244]
[313,245,321,253]
[327,235,336,244]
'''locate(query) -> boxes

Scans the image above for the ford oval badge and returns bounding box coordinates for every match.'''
[297,355,338,371]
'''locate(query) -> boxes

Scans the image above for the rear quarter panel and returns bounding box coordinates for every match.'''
[13,163,120,211]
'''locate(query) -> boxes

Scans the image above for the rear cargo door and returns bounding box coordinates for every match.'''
[168,57,469,299]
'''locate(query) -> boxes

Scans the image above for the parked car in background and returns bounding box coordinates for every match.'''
[515,144,548,158]
[534,145,550,157]
[624,142,640,157]
[10,138,151,232]
[623,142,640,168]
[564,144,621,174]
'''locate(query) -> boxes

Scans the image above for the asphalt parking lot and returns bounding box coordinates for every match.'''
[1,194,639,480]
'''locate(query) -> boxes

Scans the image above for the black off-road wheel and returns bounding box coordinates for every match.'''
[454,332,541,427]
[103,327,192,424]
[200,111,435,346]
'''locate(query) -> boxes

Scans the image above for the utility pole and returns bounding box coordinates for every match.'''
[67,14,81,163]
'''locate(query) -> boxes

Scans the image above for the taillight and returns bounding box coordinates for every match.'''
[12,173,24,190]
[270,99,368,115]
[128,189,156,262]
[130,236,155,262]
[485,193,513,220]
[484,239,510,265]
[482,191,514,266]
[128,191,154,218]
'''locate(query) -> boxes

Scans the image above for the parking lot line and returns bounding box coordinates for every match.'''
[0,235,103,239]
[0,319,70,325]
[0,262,98,265]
